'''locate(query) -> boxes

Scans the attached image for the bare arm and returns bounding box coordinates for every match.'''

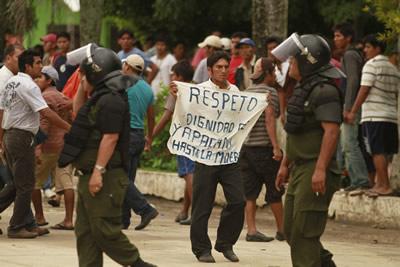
[275,155,289,191]
[347,86,370,124]
[88,133,119,196]
[73,83,87,114]
[152,109,173,138]
[265,105,282,161]
[312,121,340,194]
[39,107,71,132]
[146,62,159,84]
[350,86,371,115]
[95,133,119,168]
[144,105,155,151]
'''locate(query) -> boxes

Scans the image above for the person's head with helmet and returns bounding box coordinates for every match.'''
[272,33,344,82]
[78,44,122,91]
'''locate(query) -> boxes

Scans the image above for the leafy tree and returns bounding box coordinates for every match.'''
[103,0,251,48]
[365,0,400,42]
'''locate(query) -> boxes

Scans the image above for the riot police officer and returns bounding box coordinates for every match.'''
[274,34,343,267]
[59,45,156,267]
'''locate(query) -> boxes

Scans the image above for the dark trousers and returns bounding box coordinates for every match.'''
[122,129,151,226]
[75,168,140,266]
[3,129,36,230]
[190,162,245,257]
[284,160,339,267]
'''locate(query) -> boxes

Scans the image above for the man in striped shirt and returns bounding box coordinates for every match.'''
[349,34,400,197]
[239,57,285,242]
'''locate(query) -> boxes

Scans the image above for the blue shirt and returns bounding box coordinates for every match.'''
[126,78,154,129]
[117,47,153,69]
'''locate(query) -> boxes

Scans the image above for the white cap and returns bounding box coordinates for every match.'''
[198,35,222,49]
[220,37,232,51]
[124,54,145,72]
[41,65,59,83]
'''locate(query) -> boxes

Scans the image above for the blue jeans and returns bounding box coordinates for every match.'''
[122,129,152,227]
[341,113,369,187]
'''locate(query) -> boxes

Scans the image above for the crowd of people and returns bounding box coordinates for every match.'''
[0,21,398,267]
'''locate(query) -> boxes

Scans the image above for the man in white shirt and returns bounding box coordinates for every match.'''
[0,49,70,239]
[150,36,177,98]
[0,44,24,190]
[171,51,245,263]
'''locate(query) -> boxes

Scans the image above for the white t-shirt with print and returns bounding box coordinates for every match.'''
[0,65,14,97]
[0,72,48,134]
[150,53,177,98]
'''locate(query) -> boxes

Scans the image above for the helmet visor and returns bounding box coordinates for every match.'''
[271,33,302,62]
[66,43,98,66]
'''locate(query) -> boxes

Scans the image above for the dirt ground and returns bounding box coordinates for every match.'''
[0,196,399,267]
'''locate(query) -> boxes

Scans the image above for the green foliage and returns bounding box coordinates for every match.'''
[317,0,365,24]
[140,85,177,172]
[365,0,400,42]
[103,0,251,47]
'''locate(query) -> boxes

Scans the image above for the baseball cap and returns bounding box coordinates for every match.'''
[220,37,232,51]
[251,57,275,80]
[41,65,59,83]
[40,33,57,43]
[198,35,222,49]
[123,54,145,72]
[236,38,256,48]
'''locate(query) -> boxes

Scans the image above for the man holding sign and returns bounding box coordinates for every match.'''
[169,51,267,263]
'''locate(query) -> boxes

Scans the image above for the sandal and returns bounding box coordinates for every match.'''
[50,223,74,230]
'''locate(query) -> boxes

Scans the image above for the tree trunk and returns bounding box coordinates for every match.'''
[252,0,288,57]
[80,0,104,46]
[390,33,400,192]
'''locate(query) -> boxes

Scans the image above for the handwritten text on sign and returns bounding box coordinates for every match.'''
[167,81,268,165]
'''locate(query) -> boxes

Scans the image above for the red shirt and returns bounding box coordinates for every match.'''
[228,55,243,84]
[191,48,206,69]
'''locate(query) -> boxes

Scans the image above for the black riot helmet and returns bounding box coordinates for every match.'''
[271,33,333,78]
[80,45,122,86]
[295,35,331,77]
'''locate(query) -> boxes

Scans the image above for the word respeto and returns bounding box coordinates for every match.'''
[189,86,258,112]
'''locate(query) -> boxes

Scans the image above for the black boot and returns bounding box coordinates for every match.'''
[131,257,157,267]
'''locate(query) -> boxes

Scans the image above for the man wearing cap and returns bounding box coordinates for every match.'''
[274,34,342,266]
[40,33,57,66]
[234,38,257,91]
[31,65,75,230]
[193,35,223,84]
[121,54,158,231]
[0,49,71,238]
[240,57,285,243]
[228,32,247,85]
[117,29,159,84]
